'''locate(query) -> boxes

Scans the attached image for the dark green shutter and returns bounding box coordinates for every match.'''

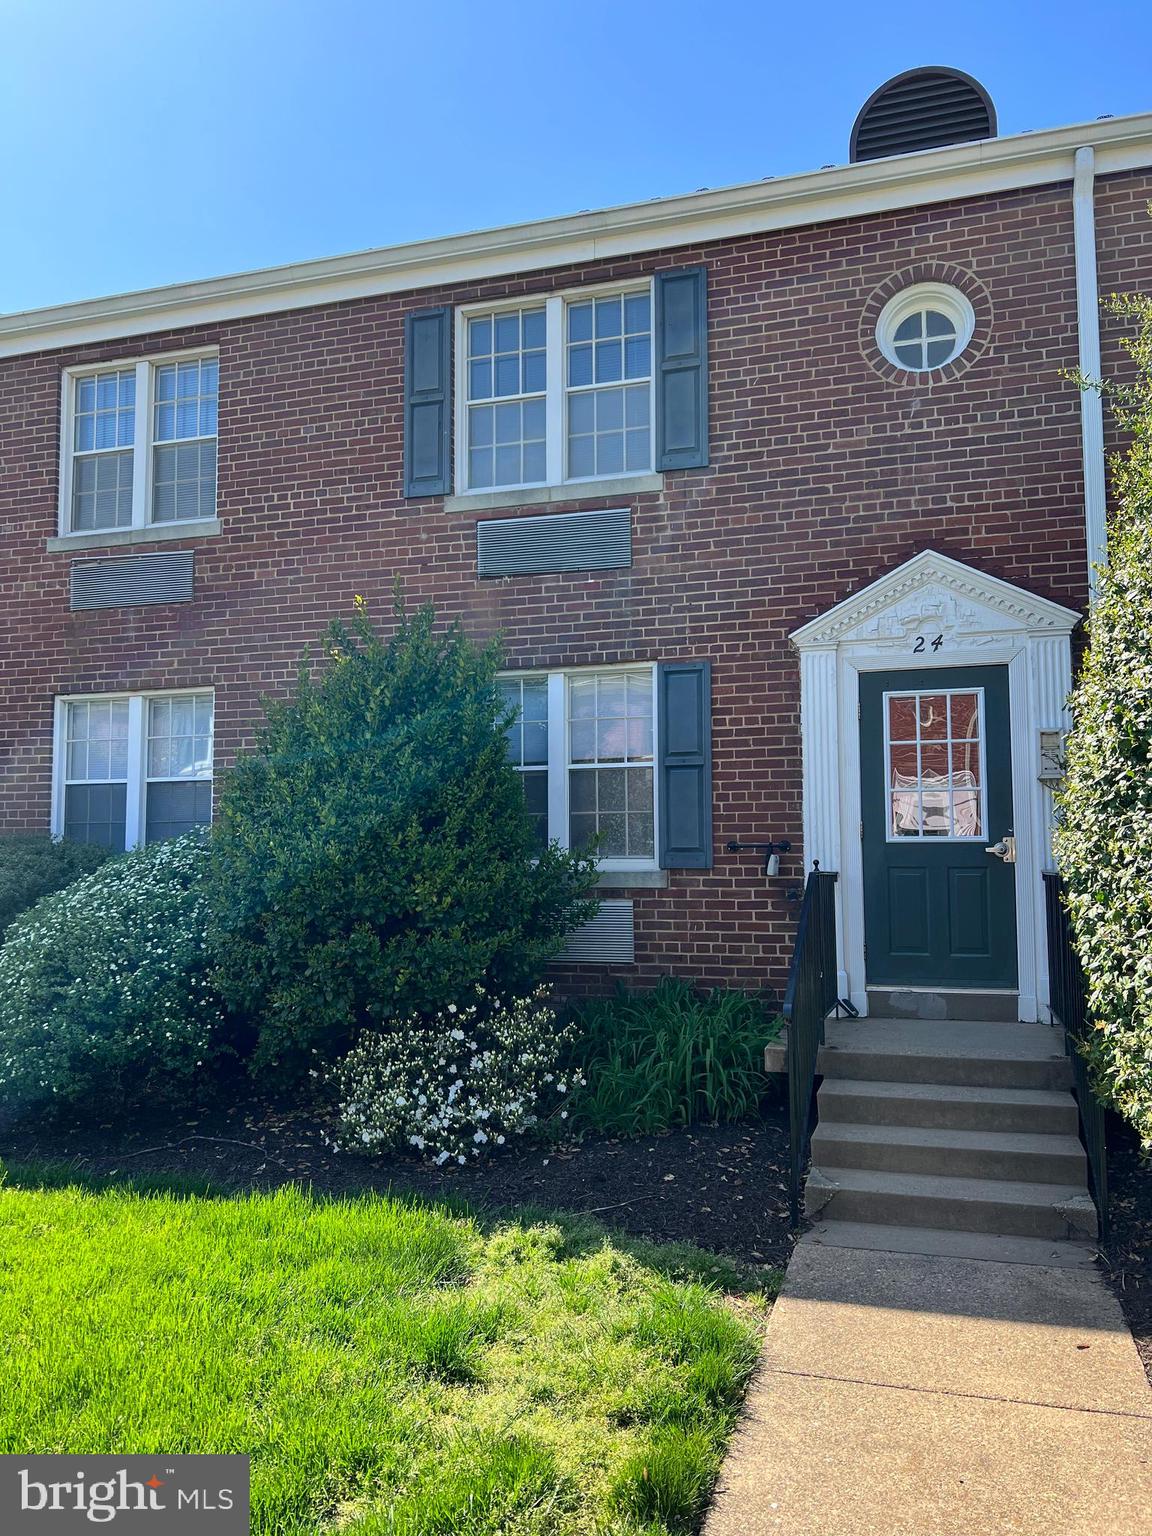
[657,660,712,868]
[655,266,709,471]
[403,306,452,497]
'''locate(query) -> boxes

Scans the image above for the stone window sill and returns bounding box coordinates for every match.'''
[594,869,669,889]
[46,519,221,554]
[445,473,663,515]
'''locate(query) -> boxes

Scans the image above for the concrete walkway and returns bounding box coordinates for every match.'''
[706,1234,1152,1536]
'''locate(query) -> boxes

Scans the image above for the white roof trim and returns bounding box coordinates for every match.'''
[790,549,1082,649]
[3,111,1152,359]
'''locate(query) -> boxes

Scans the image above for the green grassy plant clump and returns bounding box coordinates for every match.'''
[209,597,597,1089]
[0,835,227,1117]
[1057,293,1152,1148]
[0,1170,768,1535]
[0,834,111,937]
[567,977,778,1137]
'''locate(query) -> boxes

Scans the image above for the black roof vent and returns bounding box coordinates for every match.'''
[850,67,996,163]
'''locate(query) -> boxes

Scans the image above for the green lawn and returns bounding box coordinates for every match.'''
[0,1167,770,1535]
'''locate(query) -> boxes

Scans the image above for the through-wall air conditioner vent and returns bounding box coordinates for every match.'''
[477,506,631,578]
[850,68,996,163]
[70,550,195,610]
[556,900,635,964]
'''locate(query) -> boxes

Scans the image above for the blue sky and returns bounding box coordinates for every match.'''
[3,0,1150,314]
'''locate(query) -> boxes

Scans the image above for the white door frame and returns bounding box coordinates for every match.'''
[791,551,1081,1022]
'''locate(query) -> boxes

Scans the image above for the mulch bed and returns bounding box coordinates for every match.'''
[0,1092,798,1272]
[1100,1116,1152,1382]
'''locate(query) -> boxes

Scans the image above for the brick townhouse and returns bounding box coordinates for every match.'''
[1,67,1150,1021]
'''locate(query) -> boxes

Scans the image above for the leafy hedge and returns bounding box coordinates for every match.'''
[0,834,111,937]
[210,598,597,1088]
[0,834,228,1117]
[1056,293,1152,1149]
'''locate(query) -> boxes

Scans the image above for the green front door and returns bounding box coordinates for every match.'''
[860,666,1018,989]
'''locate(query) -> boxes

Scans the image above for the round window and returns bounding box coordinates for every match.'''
[875,284,975,372]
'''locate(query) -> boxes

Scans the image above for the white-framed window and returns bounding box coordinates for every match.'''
[498,664,658,869]
[53,690,214,851]
[875,283,975,371]
[59,350,219,535]
[456,281,654,494]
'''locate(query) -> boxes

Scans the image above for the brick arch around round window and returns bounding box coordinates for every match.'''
[859,263,993,385]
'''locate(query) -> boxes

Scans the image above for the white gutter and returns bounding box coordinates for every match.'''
[1,110,1151,358]
[1073,145,1107,592]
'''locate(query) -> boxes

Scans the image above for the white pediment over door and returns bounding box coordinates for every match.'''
[790,549,1081,653]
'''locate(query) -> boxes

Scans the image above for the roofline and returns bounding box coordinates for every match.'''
[3,110,1151,360]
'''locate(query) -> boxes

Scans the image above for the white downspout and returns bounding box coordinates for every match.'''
[1073,146,1107,596]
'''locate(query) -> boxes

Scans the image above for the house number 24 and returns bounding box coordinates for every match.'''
[912,634,944,654]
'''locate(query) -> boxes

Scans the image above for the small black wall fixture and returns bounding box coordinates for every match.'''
[726,838,792,877]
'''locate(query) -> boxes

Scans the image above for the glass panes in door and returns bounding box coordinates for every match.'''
[886,689,983,839]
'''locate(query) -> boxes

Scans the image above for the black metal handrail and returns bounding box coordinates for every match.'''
[782,867,839,1226]
[1043,871,1108,1238]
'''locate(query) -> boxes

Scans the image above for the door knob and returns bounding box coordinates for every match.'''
[984,835,1016,864]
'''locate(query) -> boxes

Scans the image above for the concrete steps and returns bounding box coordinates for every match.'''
[816,1079,1078,1135]
[802,1012,1095,1247]
[808,1166,1098,1241]
[810,1122,1087,1184]
[814,1018,1072,1090]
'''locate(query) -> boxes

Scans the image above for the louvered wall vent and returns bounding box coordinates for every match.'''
[477,506,631,578]
[556,900,635,965]
[850,68,996,163]
[70,550,195,610]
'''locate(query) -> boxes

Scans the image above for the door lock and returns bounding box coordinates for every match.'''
[984,835,1016,864]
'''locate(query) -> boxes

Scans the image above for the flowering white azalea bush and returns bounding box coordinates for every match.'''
[0,833,227,1117]
[329,986,584,1164]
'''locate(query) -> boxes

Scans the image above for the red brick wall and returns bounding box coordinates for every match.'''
[2,171,1150,1001]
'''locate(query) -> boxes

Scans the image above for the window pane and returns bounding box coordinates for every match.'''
[566,671,655,858]
[468,317,492,358]
[568,436,595,478]
[886,690,983,839]
[624,335,650,379]
[624,293,650,334]
[521,770,549,853]
[145,781,212,844]
[568,345,593,388]
[64,783,127,851]
[494,313,520,353]
[522,310,546,349]
[152,439,216,523]
[565,291,652,480]
[494,354,520,396]
[567,303,593,343]
[925,310,954,337]
[925,340,954,367]
[893,314,922,343]
[894,343,922,368]
[469,359,492,400]
[595,340,622,382]
[594,298,622,337]
[147,694,213,781]
[153,359,217,445]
